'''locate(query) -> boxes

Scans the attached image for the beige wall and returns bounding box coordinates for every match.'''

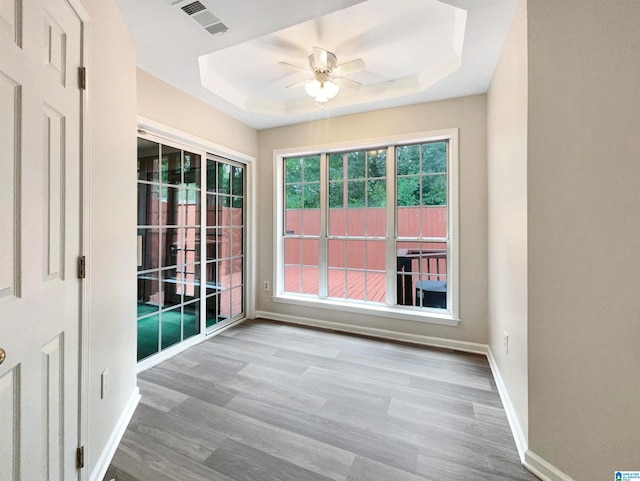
[257,95,489,344]
[487,0,528,442]
[527,1,640,479]
[137,69,258,158]
[81,0,138,477]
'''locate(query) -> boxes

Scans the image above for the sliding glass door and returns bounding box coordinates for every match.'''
[204,156,245,328]
[137,138,245,362]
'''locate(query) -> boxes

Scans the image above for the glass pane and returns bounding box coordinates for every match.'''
[397,176,420,207]
[347,181,365,208]
[329,181,343,208]
[179,264,200,300]
[218,258,231,290]
[284,266,301,293]
[183,227,200,264]
[206,294,219,327]
[231,166,243,196]
[327,239,345,268]
[301,239,319,267]
[183,301,200,340]
[161,307,182,350]
[231,257,243,287]
[286,183,302,210]
[137,183,159,226]
[218,196,231,226]
[328,206,345,236]
[366,241,386,272]
[163,186,182,225]
[347,151,365,179]
[137,228,159,271]
[205,229,219,262]
[284,238,301,266]
[231,195,243,211]
[421,174,446,206]
[329,154,344,181]
[367,179,386,207]
[219,289,231,319]
[397,206,416,238]
[137,138,160,182]
[303,183,320,209]
[422,142,447,173]
[396,241,447,307]
[303,156,320,182]
[218,228,232,260]
[206,194,217,226]
[346,208,365,236]
[366,271,385,303]
[218,163,231,194]
[301,209,320,236]
[231,228,243,257]
[397,145,420,175]
[181,189,201,226]
[206,159,217,193]
[421,206,447,238]
[366,207,385,237]
[346,240,365,269]
[160,228,182,268]
[160,268,182,310]
[327,268,345,298]
[230,287,243,317]
[183,151,201,188]
[161,145,181,185]
[137,314,159,361]
[205,261,218,295]
[137,272,160,315]
[367,149,386,178]
[346,270,365,301]
[285,157,303,183]
[300,267,318,295]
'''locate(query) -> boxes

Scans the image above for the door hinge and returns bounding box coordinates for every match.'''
[78,67,86,90]
[77,256,86,279]
[76,446,85,469]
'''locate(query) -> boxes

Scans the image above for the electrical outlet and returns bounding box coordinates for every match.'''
[263,281,270,291]
[101,367,109,399]
[503,331,509,354]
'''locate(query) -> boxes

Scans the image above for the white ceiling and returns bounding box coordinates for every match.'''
[114,0,519,130]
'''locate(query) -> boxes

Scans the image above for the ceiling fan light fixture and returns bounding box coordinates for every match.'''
[305,79,339,102]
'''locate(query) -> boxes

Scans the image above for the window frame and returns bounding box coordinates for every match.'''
[273,129,459,326]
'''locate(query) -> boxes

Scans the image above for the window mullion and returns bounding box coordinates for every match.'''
[385,145,396,306]
[318,153,328,298]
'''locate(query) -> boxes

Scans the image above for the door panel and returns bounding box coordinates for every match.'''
[0,0,83,479]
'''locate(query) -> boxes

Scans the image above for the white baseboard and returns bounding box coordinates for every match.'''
[524,450,576,481]
[254,310,487,355]
[486,347,528,462]
[89,387,141,481]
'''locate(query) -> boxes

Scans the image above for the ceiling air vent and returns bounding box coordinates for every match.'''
[177,0,228,36]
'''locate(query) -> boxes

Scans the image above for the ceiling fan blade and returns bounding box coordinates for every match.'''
[285,79,309,89]
[334,58,365,77]
[333,77,362,89]
[312,46,328,70]
[279,61,310,75]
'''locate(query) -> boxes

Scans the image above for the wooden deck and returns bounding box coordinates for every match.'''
[284,267,388,303]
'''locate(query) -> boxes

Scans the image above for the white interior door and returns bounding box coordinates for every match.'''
[0,0,83,479]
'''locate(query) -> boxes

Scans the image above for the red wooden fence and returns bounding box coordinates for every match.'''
[285,207,447,271]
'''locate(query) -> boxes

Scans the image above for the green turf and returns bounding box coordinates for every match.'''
[137,302,228,361]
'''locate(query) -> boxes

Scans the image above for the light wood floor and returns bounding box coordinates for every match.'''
[104,319,539,481]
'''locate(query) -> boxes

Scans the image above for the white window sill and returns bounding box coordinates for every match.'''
[272,294,460,327]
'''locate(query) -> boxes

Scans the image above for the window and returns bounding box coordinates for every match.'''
[275,130,459,324]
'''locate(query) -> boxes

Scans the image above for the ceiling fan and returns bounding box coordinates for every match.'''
[279,46,365,103]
